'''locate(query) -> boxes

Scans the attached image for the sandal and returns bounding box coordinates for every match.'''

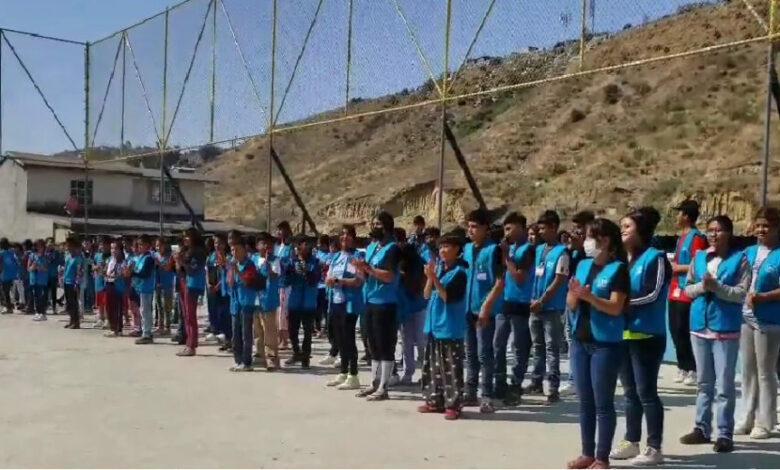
[366,390,389,401]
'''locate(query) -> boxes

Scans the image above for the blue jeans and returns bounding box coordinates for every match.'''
[571,339,622,462]
[207,292,220,331]
[493,308,532,397]
[32,285,47,315]
[620,335,666,450]
[139,292,154,338]
[232,307,255,367]
[465,313,496,399]
[691,334,739,440]
[530,310,563,393]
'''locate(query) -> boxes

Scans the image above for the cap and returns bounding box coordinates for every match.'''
[673,200,700,219]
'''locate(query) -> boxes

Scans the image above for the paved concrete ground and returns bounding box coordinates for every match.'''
[1,312,779,469]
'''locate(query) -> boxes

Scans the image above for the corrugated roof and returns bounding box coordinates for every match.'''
[33,213,257,235]
[4,152,217,183]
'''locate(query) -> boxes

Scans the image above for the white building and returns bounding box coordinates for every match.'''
[0,152,246,241]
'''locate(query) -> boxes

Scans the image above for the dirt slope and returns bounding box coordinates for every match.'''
[205,1,777,234]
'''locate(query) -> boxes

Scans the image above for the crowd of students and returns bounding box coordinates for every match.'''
[1,200,780,469]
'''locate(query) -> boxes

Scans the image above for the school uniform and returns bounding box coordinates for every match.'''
[131,251,156,339]
[287,254,321,366]
[12,251,26,310]
[253,253,281,365]
[154,250,176,330]
[231,259,261,368]
[0,249,18,312]
[182,249,207,351]
[328,250,365,377]
[315,248,330,332]
[570,257,628,463]
[105,256,127,334]
[79,251,94,313]
[63,253,83,328]
[685,248,748,442]
[529,242,570,395]
[27,252,49,315]
[421,261,468,410]
[463,240,504,401]
[45,249,62,313]
[206,251,231,337]
[275,243,293,334]
[398,244,428,382]
[619,247,671,452]
[93,252,107,314]
[495,240,535,399]
[739,245,780,433]
[363,240,401,387]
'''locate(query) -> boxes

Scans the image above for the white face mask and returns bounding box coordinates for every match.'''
[583,238,599,258]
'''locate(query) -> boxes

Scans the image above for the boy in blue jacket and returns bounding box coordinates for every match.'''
[285,235,321,369]
[228,237,262,372]
[63,237,83,329]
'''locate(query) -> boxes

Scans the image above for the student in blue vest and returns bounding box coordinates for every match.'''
[253,232,281,371]
[353,211,401,401]
[285,236,321,369]
[227,237,262,372]
[408,215,426,248]
[735,207,780,439]
[325,224,365,390]
[154,237,176,336]
[564,219,629,470]
[319,236,342,366]
[679,215,749,454]
[28,239,49,321]
[206,235,231,345]
[173,228,208,357]
[417,231,468,420]
[0,238,18,314]
[528,210,569,403]
[104,239,127,337]
[44,239,62,315]
[394,227,428,386]
[128,235,156,344]
[494,212,535,406]
[420,227,440,264]
[274,221,294,350]
[12,243,26,311]
[63,237,83,330]
[91,237,109,329]
[668,200,708,386]
[314,234,331,338]
[20,240,32,314]
[610,207,671,466]
[462,209,504,413]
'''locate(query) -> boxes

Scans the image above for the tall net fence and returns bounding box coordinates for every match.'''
[1,0,779,234]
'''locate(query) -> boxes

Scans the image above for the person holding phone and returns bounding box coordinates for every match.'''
[679,215,748,453]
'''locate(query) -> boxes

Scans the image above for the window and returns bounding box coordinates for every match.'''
[70,180,93,205]
[149,181,179,206]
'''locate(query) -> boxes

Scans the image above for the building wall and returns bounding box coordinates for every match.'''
[0,162,54,241]
[25,167,205,219]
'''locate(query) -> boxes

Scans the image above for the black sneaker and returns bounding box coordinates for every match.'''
[713,437,734,453]
[461,392,479,407]
[680,428,711,445]
[524,382,544,396]
[301,361,311,369]
[284,355,301,366]
[546,392,560,404]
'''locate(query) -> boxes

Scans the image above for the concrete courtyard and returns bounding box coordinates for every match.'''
[1,312,779,468]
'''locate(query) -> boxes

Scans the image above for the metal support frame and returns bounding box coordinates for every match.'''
[443,122,487,212]
[83,41,91,239]
[120,33,126,156]
[579,0,588,71]
[761,0,779,207]
[344,0,353,115]
[209,0,217,142]
[0,29,4,157]
[270,145,318,236]
[436,0,453,229]
[160,7,170,237]
[267,0,278,231]
[162,165,204,233]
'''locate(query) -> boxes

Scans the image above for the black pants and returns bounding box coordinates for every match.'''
[289,309,314,362]
[328,304,340,357]
[360,312,371,360]
[365,303,397,362]
[315,288,327,331]
[668,300,696,372]
[331,303,358,375]
[0,281,12,311]
[48,278,58,312]
[65,284,79,327]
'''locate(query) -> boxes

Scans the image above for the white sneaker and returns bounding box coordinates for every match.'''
[337,375,361,390]
[683,371,697,386]
[93,320,103,329]
[750,427,771,439]
[216,333,226,343]
[333,360,342,369]
[630,447,663,466]
[673,369,685,383]
[326,374,348,387]
[229,363,242,372]
[559,382,576,397]
[40,314,47,321]
[319,356,337,366]
[205,333,217,342]
[32,314,43,322]
[609,440,640,460]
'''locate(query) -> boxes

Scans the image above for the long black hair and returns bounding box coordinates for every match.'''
[627,206,661,248]
[590,218,626,262]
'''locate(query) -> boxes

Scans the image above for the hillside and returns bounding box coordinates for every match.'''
[205,1,778,234]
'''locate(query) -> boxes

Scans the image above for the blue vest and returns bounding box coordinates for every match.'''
[288,256,320,311]
[155,252,175,291]
[532,244,569,311]
[328,251,365,316]
[504,242,534,303]
[424,263,468,340]
[28,253,48,286]
[275,244,293,287]
[0,250,18,282]
[63,254,82,286]
[46,250,60,279]
[364,241,400,305]
[130,252,155,294]
[232,260,258,310]
[675,229,704,288]
[572,258,625,343]
[112,261,127,294]
[93,253,106,292]
[257,254,280,312]
[464,241,503,316]
[185,254,206,292]
[745,245,780,327]
[690,249,744,333]
[626,248,669,335]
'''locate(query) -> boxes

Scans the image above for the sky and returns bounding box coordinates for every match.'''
[0,0,717,156]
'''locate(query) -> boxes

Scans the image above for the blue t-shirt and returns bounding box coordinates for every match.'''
[0,250,18,282]
[63,253,82,285]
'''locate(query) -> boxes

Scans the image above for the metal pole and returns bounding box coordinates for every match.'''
[121,33,126,155]
[437,0,452,229]
[268,0,278,230]
[579,0,587,71]
[344,0,353,115]
[0,30,4,157]
[762,1,778,207]
[83,42,91,238]
[160,8,170,236]
[209,0,217,142]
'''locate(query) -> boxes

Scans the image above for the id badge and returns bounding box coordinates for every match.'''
[535,266,544,277]
[477,272,488,281]
[673,287,681,299]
